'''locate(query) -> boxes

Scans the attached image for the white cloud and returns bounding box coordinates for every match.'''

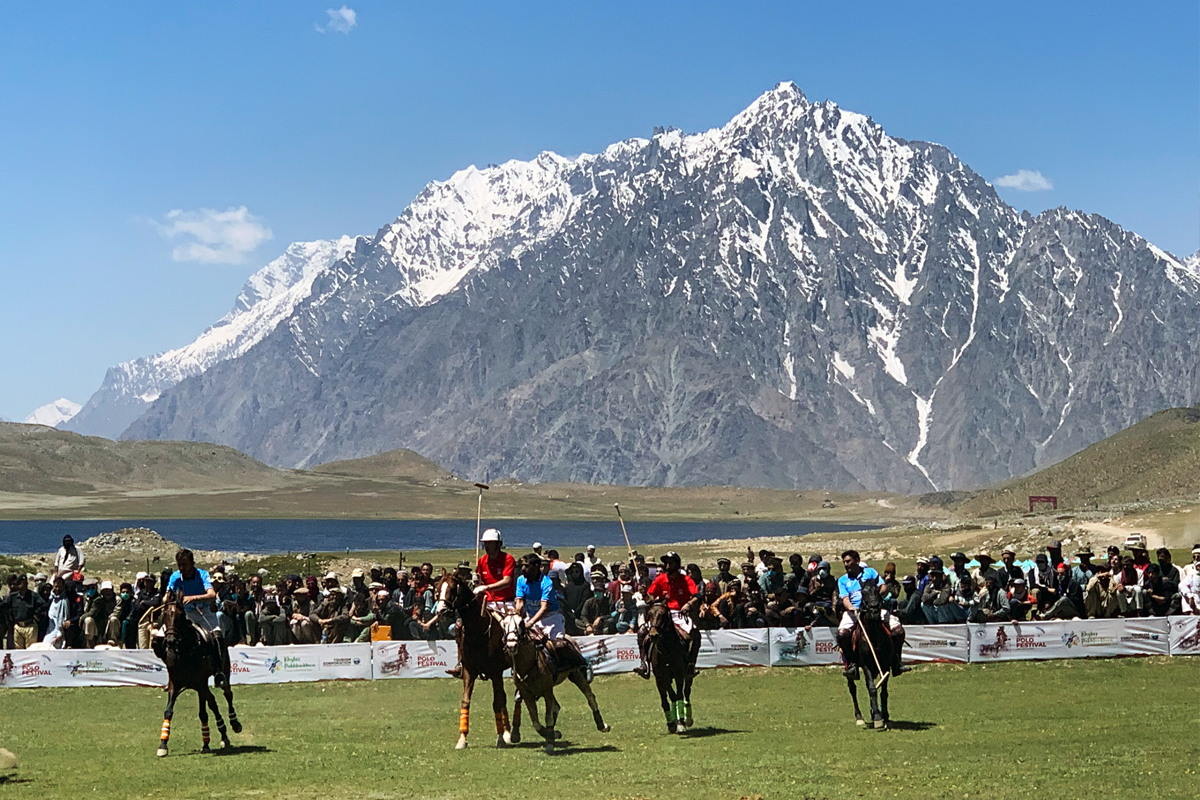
[994,169,1053,192]
[155,206,273,265]
[316,6,357,34]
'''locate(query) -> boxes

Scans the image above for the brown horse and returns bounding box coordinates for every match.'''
[150,591,241,756]
[643,603,699,734]
[845,579,892,730]
[433,572,513,749]
[500,615,610,754]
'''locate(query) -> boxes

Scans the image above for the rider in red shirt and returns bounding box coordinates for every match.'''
[475,529,516,606]
[633,552,700,679]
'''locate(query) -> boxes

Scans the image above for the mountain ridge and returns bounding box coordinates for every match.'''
[121,84,1200,491]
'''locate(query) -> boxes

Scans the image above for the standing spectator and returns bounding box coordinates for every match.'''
[582,545,604,574]
[44,577,71,648]
[1180,546,1200,614]
[998,548,1025,588]
[131,573,158,649]
[915,557,931,592]
[53,535,86,579]
[1156,548,1181,585]
[880,563,902,611]
[561,562,590,635]
[0,575,46,649]
[971,552,1003,588]
[241,574,266,646]
[711,558,739,596]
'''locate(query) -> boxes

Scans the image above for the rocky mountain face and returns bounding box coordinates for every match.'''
[66,236,362,439]
[123,84,1200,492]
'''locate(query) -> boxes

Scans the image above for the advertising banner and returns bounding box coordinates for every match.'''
[228,643,371,684]
[0,648,167,688]
[577,634,640,675]
[371,639,457,679]
[768,626,840,667]
[904,625,970,663]
[969,618,1169,662]
[696,628,770,668]
[1167,616,1200,656]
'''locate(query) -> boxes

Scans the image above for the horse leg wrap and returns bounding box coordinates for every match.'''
[201,723,210,747]
[683,700,692,721]
[674,699,687,723]
[159,719,171,741]
[666,703,678,723]
[459,708,470,735]
[494,710,509,734]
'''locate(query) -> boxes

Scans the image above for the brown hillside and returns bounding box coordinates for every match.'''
[0,422,285,495]
[957,407,1200,515]
[309,449,456,482]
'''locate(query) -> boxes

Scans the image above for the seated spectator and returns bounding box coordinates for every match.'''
[897,575,924,626]
[710,558,738,596]
[950,574,977,621]
[581,571,614,634]
[946,553,970,589]
[920,567,955,624]
[1156,548,1181,586]
[1006,578,1034,621]
[969,574,1010,623]
[1181,546,1200,614]
[81,579,115,648]
[289,587,319,644]
[1114,556,1145,617]
[1084,567,1121,619]
[757,557,785,598]
[879,563,902,611]
[346,592,377,643]
[1038,563,1081,620]
[612,585,638,633]
[1143,564,1178,617]
[561,562,590,635]
[256,594,290,646]
[971,551,1003,589]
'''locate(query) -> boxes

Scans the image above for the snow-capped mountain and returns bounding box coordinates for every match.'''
[124,84,1200,491]
[66,236,362,439]
[24,398,82,428]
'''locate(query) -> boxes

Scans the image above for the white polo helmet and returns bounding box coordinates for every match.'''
[481,528,503,543]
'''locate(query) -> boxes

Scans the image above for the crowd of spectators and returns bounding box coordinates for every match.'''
[3,536,1199,651]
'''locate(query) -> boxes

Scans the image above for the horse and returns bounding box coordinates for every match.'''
[845,579,892,730]
[643,602,699,734]
[150,590,241,756]
[500,614,610,754]
[432,571,513,750]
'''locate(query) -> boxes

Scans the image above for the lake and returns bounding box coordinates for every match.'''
[0,518,874,556]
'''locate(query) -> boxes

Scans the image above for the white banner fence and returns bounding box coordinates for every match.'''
[0,619,1191,689]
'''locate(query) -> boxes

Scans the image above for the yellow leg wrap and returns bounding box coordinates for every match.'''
[459,708,470,734]
[160,720,171,742]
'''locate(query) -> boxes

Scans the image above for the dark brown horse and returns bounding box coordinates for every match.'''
[151,591,241,756]
[845,579,892,730]
[501,615,610,754]
[433,572,513,749]
[643,603,699,734]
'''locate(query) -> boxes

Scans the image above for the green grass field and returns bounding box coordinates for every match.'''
[1,658,1196,799]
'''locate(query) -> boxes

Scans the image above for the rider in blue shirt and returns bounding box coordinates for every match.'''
[165,549,219,634]
[835,549,909,679]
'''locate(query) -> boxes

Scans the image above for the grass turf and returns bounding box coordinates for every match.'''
[0,658,1196,799]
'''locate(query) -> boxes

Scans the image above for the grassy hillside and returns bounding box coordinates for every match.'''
[0,423,286,494]
[957,406,1200,515]
[310,448,456,482]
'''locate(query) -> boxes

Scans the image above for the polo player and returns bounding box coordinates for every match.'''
[633,551,699,679]
[835,549,909,679]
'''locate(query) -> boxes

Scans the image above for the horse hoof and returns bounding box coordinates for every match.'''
[683,717,693,728]
[599,724,611,733]
[856,718,866,727]
[495,735,509,749]
[509,731,521,744]
[156,748,168,758]
[201,745,211,753]
[455,737,468,750]
[502,731,513,745]
[231,720,242,734]
[675,723,687,734]
[543,743,555,755]
[219,739,230,750]
[873,720,887,730]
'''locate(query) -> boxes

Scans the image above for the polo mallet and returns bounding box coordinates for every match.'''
[614,503,636,563]
[473,483,490,570]
[853,612,890,687]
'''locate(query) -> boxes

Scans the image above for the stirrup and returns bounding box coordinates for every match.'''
[842,664,859,679]
[891,664,911,677]
[446,664,463,678]
[632,664,651,680]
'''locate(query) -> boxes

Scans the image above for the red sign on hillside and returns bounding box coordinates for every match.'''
[1028,495,1058,512]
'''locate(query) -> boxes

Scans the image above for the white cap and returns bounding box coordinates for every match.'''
[481,528,502,543]
[135,572,148,580]
[532,542,543,551]
[324,571,338,581]
[99,580,113,591]
[586,544,596,551]
[351,568,365,578]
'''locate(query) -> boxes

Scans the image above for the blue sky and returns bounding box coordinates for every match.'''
[1,1,1196,422]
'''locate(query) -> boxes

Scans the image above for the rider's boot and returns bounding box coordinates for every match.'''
[890,631,911,676]
[836,628,858,678]
[632,626,651,679]
[446,661,463,679]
